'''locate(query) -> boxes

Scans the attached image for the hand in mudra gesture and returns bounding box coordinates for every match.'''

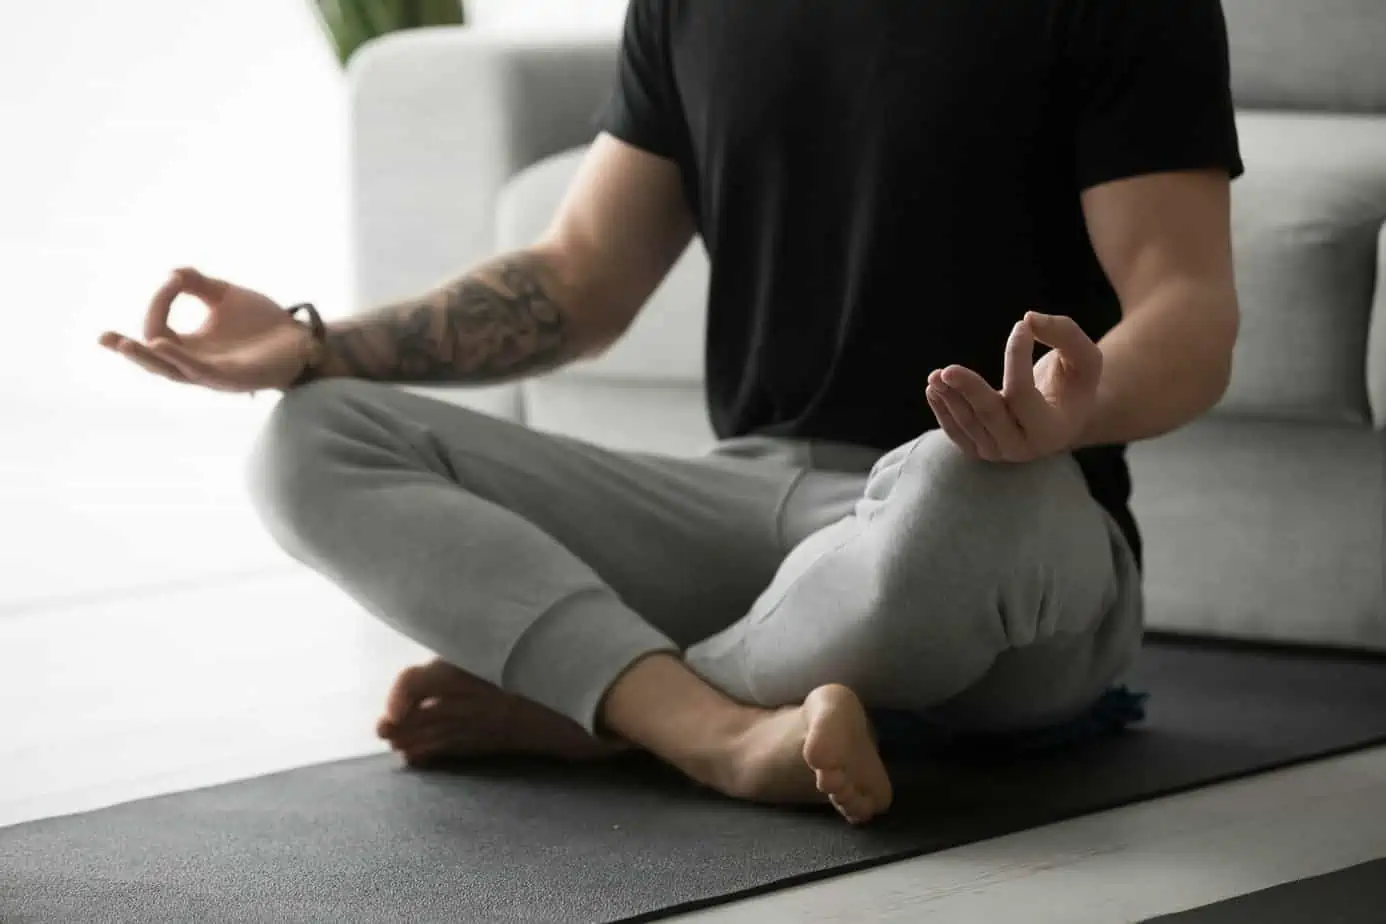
[99,267,313,392]
[925,312,1104,463]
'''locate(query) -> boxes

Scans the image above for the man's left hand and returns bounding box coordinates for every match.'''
[926,312,1103,463]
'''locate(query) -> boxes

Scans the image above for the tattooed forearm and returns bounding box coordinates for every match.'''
[319,253,577,384]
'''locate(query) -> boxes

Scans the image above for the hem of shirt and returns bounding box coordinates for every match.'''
[1077,154,1246,192]
[593,111,677,162]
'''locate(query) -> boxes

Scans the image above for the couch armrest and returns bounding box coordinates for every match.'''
[347,27,620,311]
[1370,224,1386,429]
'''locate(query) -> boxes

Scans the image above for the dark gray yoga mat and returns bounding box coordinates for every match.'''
[1142,858,1386,924]
[4,638,1386,924]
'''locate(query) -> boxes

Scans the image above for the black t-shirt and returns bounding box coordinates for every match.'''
[598,0,1244,564]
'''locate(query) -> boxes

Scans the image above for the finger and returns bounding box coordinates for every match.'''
[927,386,979,457]
[107,336,190,383]
[145,267,229,341]
[1025,312,1103,379]
[1002,319,1040,400]
[173,266,230,301]
[144,272,186,342]
[1002,320,1056,434]
[936,384,1000,460]
[941,366,1028,461]
[147,338,235,388]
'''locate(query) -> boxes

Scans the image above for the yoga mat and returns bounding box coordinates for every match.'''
[1143,858,1386,923]
[4,638,1386,924]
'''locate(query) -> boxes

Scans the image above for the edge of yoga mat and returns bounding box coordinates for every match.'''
[622,638,1386,923]
[1140,858,1386,924]
[6,638,1386,924]
[1145,630,1386,663]
[617,749,1386,922]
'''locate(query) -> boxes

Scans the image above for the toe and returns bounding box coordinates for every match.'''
[384,664,433,727]
[815,767,847,795]
[396,731,452,765]
[800,685,893,824]
[850,780,891,824]
[826,782,865,822]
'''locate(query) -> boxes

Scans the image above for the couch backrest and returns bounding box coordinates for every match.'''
[1222,112,1386,427]
[492,5,1386,443]
[504,118,1386,434]
[498,147,718,454]
[1223,0,1386,113]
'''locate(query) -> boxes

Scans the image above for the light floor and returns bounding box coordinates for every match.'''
[3,406,1384,923]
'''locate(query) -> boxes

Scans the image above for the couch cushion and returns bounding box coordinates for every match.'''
[1218,112,1386,425]
[1223,0,1386,113]
[1130,417,1386,652]
[497,147,709,386]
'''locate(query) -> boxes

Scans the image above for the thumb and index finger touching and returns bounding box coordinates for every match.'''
[1024,311,1103,378]
[1003,312,1102,382]
[143,267,229,342]
[1001,311,1101,422]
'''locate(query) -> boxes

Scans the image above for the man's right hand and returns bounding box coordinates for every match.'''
[99,267,313,393]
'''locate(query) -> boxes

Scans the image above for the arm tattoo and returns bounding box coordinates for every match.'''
[323,254,574,384]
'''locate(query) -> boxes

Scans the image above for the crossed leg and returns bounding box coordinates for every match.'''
[248,380,1140,823]
[376,659,620,763]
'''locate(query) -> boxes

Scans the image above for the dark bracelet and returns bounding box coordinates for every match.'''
[285,302,327,387]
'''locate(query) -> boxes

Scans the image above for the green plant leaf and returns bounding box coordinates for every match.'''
[312,0,464,68]
[311,0,361,66]
[414,0,465,26]
[348,0,408,36]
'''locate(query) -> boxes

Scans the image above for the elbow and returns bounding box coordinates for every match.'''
[572,292,641,359]
[530,238,641,358]
[1201,293,1241,408]
[1204,351,1234,410]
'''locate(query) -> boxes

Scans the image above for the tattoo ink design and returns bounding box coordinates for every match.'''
[324,256,570,384]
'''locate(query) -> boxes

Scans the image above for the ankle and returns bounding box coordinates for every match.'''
[650,704,750,784]
[683,705,799,795]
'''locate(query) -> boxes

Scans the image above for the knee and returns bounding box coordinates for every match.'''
[867,433,1109,637]
[872,430,1090,552]
[245,379,384,546]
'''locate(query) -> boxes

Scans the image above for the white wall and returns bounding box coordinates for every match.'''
[1,0,624,417]
[0,2,626,609]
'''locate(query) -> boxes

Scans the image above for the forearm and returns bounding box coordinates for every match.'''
[316,248,597,385]
[1076,280,1239,448]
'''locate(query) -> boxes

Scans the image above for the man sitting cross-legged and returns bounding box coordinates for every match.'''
[99,0,1242,825]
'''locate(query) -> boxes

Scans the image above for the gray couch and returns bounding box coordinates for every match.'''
[346,0,1386,652]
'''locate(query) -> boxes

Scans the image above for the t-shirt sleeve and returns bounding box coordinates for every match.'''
[595,0,680,159]
[1069,0,1245,190]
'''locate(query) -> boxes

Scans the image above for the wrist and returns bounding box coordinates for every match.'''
[1070,401,1109,450]
[285,302,329,389]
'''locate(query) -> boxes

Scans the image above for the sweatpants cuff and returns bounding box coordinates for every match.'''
[501,588,679,734]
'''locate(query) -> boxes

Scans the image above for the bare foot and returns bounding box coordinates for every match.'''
[376,659,619,766]
[719,684,893,825]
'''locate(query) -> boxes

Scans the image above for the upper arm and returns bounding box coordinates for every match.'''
[1069,0,1242,334]
[1081,170,1237,318]
[534,133,694,346]
[532,0,692,347]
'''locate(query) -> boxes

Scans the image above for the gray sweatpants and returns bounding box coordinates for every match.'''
[248,379,1143,736]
